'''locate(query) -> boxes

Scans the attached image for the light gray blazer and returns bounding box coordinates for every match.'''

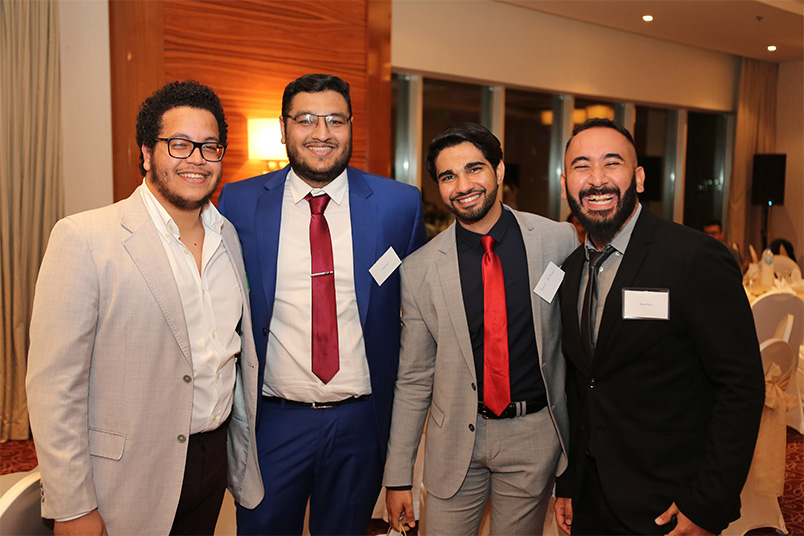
[26,191,263,534]
[383,207,577,499]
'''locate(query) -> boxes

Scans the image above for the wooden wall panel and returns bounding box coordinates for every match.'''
[110,0,391,201]
[109,0,165,201]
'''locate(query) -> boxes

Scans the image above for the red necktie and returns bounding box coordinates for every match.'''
[481,235,510,416]
[306,193,339,384]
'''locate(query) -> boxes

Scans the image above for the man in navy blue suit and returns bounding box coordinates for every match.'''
[218,73,426,535]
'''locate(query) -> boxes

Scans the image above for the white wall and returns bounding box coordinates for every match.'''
[59,0,113,216]
[774,60,804,263]
[392,0,739,111]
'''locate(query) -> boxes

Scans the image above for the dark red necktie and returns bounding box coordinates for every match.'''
[481,235,510,416]
[305,193,339,384]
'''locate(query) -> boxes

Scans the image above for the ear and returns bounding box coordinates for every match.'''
[141,144,153,172]
[279,117,287,144]
[495,161,505,185]
[560,173,568,200]
[634,166,646,193]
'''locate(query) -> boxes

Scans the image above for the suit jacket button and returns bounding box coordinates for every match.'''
[589,378,596,389]
[183,375,192,383]
[177,435,187,443]
[468,423,475,432]
[262,327,268,337]
[471,383,476,391]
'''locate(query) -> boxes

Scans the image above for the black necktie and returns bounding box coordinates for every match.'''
[580,246,615,359]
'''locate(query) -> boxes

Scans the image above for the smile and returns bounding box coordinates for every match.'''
[305,144,335,156]
[583,192,617,208]
[177,171,209,182]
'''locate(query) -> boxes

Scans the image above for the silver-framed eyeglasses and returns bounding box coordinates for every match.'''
[285,113,351,130]
[155,138,226,162]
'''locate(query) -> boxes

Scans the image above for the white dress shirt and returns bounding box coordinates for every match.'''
[264,168,371,402]
[140,181,242,434]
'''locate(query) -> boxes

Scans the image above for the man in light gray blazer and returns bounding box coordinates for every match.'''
[384,123,577,535]
[26,81,262,535]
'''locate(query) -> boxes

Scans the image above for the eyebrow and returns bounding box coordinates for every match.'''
[436,160,488,181]
[570,153,624,166]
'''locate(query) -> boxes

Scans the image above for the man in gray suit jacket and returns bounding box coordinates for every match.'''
[26,81,263,535]
[384,123,577,534]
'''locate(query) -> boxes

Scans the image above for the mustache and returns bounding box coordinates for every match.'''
[450,188,485,202]
[579,186,619,199]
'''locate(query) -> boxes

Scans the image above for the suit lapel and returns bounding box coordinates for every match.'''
[347,167,377,329]
[434,224,476,379]
[121,193,192,364]
[514,210,547,362]
[561,246,588,374]
[255,170,287,320]
[595,209,655,361]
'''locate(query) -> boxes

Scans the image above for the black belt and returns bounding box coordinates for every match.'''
[262,394,370,409]
[478,395,547,419]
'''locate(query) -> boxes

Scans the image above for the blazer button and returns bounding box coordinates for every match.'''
[471,383,476,391]
[589,378,596,389]
[183,375,192,383]
[262,327,268,337]
[468,423,475,432]
[177,435,187,443]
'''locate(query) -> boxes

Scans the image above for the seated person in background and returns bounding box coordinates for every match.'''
[769,238,796,261]
[567,212,586,244]
[703,219,743,271]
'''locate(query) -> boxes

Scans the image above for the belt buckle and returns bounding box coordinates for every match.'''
[311,402,333,409]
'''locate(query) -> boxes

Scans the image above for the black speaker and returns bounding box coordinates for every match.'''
[751,154,786,205]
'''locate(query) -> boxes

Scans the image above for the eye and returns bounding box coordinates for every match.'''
[439,174,455,182]
[295,114,315,125]
[327,115,346,126]
[170,140,189,149]
[605,161,621,167]
[469,166,483,174]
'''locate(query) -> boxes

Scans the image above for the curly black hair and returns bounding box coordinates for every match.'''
[135,80,228,176]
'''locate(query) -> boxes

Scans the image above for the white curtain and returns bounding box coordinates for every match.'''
[0,0,63,441]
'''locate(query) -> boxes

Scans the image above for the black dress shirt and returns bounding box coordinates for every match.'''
[456,206,546,402]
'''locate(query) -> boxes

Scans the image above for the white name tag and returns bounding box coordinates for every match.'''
[369,246,402,286]
[534,261,564,303]
[622,289,670,320]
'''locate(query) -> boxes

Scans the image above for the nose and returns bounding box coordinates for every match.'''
[311,117,332,140]
[185,145,206,165]
[455,172,474,194]
[588,163,608,186]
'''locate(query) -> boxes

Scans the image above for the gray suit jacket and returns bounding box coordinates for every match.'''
[383,207,577,499]
[26,191,263,534]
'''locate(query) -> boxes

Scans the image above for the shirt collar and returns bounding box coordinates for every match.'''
[455,203,512,250]
[138,179,224,239]
[583,203,642,258]
[288,167,348,206]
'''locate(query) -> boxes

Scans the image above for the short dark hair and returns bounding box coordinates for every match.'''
[565,117,637,158]
[425,123,503,182]
[703,219,723,230]
[770,238,796,261]
[281,74,352,118]
[135,80,227,176]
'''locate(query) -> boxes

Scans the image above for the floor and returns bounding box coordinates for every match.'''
[2,429,801,535]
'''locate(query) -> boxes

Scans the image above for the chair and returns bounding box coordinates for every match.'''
[0,470,51,535]
[751,293,804,433]
[725,339,796,535]
[773,255,802,282]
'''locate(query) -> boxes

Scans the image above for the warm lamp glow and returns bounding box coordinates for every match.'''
[248,118,287,168]
[767,45,777,52]
[585,104,615,120]
[642,15,654,22]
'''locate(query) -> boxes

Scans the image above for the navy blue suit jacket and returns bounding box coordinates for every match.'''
[218,166,427,456]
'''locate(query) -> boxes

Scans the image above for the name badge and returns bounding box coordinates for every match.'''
[369,246,402,286]
[622,288,670,320]
[534,262,564,304]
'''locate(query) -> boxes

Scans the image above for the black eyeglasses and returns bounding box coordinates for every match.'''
[285,113,351,131]
[155,138,226,162]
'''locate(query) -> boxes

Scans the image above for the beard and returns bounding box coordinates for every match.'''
[286,136,353,186]
[567,174,638,246]
[447,182,499,224]
[148,167,220,211]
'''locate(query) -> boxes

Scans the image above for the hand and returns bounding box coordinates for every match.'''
[386,489,415,532]
[555,497,573,535]
[655,502,713,536]
[54,510,108,536]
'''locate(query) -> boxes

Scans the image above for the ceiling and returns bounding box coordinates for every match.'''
[495,0,804,62]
